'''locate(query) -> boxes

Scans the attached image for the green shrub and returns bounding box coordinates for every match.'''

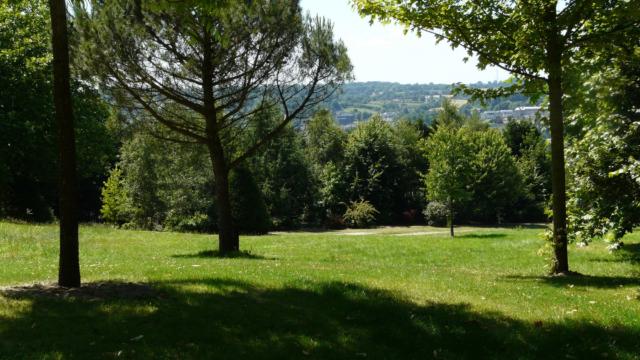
[100,166,131,225]
[423,201,448,227]
[343,200,379,228]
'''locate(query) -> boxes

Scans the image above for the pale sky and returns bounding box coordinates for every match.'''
[301,0,509,84]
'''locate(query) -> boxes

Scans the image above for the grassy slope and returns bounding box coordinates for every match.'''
[0,222,639,359]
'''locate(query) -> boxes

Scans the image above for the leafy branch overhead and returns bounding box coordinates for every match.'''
[353,0,640,101]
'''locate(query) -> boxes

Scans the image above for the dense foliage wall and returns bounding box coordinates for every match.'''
[100,104,551,232]
[0,0,116,222]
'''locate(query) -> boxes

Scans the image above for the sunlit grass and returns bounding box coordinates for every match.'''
[0,221,639,359]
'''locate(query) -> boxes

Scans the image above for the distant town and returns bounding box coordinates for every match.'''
[324,82,547,130]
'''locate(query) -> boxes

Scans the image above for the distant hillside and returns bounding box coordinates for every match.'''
[321,81,541,128]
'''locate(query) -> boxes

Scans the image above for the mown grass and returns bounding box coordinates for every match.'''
[0,221,639,359]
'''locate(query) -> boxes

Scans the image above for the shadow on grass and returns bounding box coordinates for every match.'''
[171,250,274,260]
[457,233,507,239]
[502,273,640,288]
[614,243,640,265]
[466,223,548,230]
[585,244,640,269]
[1,279,638,359]
[0,281,159,300]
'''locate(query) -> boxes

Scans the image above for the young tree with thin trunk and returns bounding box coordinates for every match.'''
[74,0,352,254]
[423,126,473,237]
[49,0,81,287]
[354,0,639,274]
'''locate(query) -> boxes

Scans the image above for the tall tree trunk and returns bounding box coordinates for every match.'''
[545,5,569,274]
[200,29,239,254]
[208,142,239,255]
[49,0,80,287]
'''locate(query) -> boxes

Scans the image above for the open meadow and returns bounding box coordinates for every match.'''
[1,222,639,359]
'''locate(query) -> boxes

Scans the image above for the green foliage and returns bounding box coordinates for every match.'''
[355,0,640,270]
[343,200,379,228]
[304,109,346,166]
[423,201,448,227]
[503,120,551,222]
[75,0,352,250]
[99,166,130,225]
[303,110,348,224]
[104,131,215,232]
[340,115,405,223]
[247,110,319,229]
[102,129,277,234]
[467,129,522,222]
[0,0,116,221]
[393,119,429,215]
[423,126,473,226]
[566,46,640,244]
[503,120,541,158]
[425,104,523,224]
[229,167,271,235]
[117,133,165,230]
[431,98,466,130]
[354,0,639,101]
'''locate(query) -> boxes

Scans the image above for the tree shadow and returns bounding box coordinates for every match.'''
[171,250,274,260]
[616,243,640,265]
[586,244,640,269]
[502,273,640,288]
[0,281,161,301]
[465,223,548,230]
[0,279,638,359]
[457,233,507,239]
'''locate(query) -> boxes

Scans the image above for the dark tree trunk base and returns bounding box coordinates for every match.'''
[208,141,240,256]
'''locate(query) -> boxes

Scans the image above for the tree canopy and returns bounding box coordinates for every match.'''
[353,0,640,274]
[74,0,352,253]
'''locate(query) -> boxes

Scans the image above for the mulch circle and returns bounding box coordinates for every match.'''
[0,281,161,301]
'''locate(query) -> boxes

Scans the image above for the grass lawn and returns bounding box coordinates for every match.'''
[0,222,639,359]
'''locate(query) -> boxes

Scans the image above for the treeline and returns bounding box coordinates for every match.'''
[98,100,550,233]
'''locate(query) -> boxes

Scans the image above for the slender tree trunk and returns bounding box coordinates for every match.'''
[545,5,569,274]
[208,141,239,255]
[49,0,80,287]
[448,198,454,238]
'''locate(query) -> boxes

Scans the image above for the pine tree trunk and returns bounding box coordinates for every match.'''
[208,142,239,255]
[200,29,238,255]
[49,0,80,287]
[545,5,569,274]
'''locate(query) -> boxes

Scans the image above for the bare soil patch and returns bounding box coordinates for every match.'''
[0,281,159,300]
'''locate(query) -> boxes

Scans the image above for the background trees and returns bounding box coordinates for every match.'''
[503,120,551,222]
[339,115,406,223]
[0,0,115,222]
[75,0,352,254]
[423,126,473,237]
[566,45,640,244]
[354,0,640,273]
[466,129,521,223]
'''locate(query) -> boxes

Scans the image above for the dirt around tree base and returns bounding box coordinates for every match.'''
[0,281,160,301]
[549,270,583,278]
